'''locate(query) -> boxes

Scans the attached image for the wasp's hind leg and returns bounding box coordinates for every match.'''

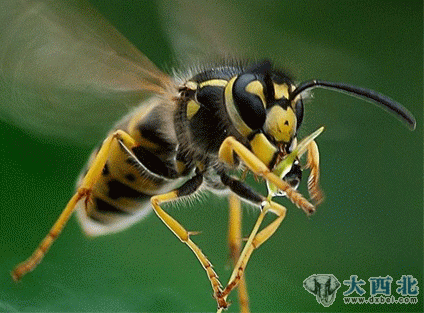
[11,130,137,281]
[150,170,228,309]
[227,193,250,313]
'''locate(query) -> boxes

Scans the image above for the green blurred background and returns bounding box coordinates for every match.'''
[0,0,422,312]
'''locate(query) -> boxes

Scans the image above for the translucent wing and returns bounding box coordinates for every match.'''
[158,0,367,66]
[157,0,243,63]
[157,0,371,140]
[0,0,175,145]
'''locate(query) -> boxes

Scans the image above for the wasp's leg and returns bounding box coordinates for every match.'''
[228,193,250,313]
[11,130,137,281]
[305,140,323,205]
[216,173,287,309]
[219,136,314,214]
[221,200,286,301]
[150,172,228,309]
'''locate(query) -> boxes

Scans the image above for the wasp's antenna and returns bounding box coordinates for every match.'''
[290,80,416,130]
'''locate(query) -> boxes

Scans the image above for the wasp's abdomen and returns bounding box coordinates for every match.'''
[76,97,187,236]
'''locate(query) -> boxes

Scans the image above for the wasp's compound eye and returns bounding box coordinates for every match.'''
[232,73,267,130]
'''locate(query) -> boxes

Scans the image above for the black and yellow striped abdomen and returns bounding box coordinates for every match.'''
[76,97,190,236]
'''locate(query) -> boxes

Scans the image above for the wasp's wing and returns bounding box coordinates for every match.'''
[158,0,287,65]
[159,0,374,141]
[0,0,175,145]
[157,0,245,64]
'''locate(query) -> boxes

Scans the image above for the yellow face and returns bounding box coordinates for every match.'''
[263,105,297,144]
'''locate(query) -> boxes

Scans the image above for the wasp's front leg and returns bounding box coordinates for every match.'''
[305,140,323,205]
[219,136,315,215]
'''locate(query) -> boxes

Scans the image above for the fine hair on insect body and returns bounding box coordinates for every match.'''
[4,1,416,312]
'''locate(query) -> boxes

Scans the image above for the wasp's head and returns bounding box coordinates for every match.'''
[223,59,415,195]
[224,60,303,175]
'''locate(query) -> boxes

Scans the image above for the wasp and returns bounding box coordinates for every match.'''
[6,0,416,312]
